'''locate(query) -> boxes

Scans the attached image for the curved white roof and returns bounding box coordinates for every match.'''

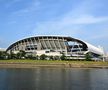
[71,37,104,55]
[84,42,104,55]
[6,36,104,56]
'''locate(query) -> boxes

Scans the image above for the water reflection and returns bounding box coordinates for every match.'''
[0,68,108,90]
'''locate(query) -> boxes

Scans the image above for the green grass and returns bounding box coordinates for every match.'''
[0,59,108,65]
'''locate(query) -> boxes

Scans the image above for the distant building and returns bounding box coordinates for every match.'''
[6,36,105,60]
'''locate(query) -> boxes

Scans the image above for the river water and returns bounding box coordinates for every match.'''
[0,68,108,90]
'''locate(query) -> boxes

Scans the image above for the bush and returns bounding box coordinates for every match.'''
[85,53,92,61]
[40,54,47,60]
[0,51,8,60]
[48,56,54,60]
[53,56,60,60]
[60,54,66,60]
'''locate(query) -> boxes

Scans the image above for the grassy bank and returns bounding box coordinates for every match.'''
[0,60,108,68]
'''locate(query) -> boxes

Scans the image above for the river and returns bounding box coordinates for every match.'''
[0,68,108,90]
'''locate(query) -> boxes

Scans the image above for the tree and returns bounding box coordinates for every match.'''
[85,53,92,61]
[18,50,26,58]
[60,54,66,60]
[9,51,17,59]
[40,54,47,60]
[16,52,21,59]
[26,55,35,59]
[0,51,8,60]
[36,55,39,60]
[49,56,54,60]
[53,56,60,60]
[14,50,26,59]
[0,51,4,59]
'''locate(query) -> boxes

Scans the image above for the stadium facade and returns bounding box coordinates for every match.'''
[6,36,104,60]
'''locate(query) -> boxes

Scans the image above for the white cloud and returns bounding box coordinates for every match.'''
[63,15,108,24]
[32,0,108,38]
[12,0,40,15]
[59,14,108,25]
[32,13,108,36]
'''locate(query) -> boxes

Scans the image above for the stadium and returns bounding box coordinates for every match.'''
[6,36,104,60]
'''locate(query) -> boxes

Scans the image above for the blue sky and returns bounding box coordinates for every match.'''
[0,0,108,51]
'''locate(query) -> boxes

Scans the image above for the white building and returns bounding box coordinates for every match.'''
[6,36,105,60]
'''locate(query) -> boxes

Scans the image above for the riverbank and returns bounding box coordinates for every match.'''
[0,60,108,68]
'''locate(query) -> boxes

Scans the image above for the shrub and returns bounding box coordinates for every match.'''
[40,54,47,60]
[85,53,92,61]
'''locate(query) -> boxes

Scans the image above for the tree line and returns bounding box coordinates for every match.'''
[0,50,62,60]
[0,50,92,61]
